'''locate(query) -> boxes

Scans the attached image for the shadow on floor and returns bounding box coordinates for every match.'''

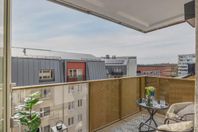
[97,112,165,132]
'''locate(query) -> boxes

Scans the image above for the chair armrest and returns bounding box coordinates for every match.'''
[181,113,194,121]
[164,117,181,124]
[166,102,193,118]
[158,121,193,132]
[140,122,193,132]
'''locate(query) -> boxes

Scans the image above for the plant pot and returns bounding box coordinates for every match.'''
[25,128,40,132]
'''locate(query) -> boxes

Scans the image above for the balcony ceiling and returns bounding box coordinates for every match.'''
[49,0,192,33]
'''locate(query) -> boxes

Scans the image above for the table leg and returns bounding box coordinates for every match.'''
[139,109,158,132]
[149,109,158,127]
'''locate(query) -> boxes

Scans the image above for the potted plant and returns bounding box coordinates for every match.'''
[13,92,43,132]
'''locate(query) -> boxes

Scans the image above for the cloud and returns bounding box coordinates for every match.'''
[13,23,195,64]
[12,0,195,64]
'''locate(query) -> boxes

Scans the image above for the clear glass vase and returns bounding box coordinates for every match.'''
[146,96,153,106]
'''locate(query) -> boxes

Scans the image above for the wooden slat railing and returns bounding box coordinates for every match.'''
[11,76,195,132]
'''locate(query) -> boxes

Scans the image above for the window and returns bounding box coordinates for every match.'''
[44,107,50,116]
[39,69,55,82]
[40,107,50,117]
[68,101,75,110]
[77,85,82,93]
[78,99,83,107]
[77,69,82,76]
[69,69,73,77]
[114,68,121,73]
[77,69,83,80]
[68,69,77,78]
[41,88,51,98]
[68,117,74,126]
[68,69,83,78]
[68,85,75,93]
[73,69,77,77]
[78,114,82,121]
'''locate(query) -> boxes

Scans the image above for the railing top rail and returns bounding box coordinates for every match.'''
[12,76,194,91]
[12,76,145,91]
[146,76,195,81]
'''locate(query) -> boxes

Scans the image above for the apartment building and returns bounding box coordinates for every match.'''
[12,47,107,86]
[137,64,178,77]
[178,54,195,77]
[102,55,137,78]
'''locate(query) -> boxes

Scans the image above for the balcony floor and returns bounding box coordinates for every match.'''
[96,111,165,132]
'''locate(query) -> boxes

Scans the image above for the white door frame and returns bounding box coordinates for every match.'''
[3,0,11,131]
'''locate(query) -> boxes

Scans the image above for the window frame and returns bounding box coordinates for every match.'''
[39,69,55,82]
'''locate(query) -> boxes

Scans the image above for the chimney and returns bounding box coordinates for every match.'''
[112,55,116,59]
[106,54,110,59]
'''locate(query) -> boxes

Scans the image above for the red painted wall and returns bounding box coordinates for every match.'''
[66,62,86,82]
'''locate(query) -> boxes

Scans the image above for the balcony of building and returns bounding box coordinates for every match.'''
[10,76,195,132]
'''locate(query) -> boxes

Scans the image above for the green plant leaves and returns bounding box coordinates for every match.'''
[13,92,42,132]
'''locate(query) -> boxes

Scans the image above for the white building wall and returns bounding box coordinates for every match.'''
[127,58,137,76]
[178,54,195,76]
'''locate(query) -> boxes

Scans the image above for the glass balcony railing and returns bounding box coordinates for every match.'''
[11,76,195,132]
[11,83,89,132]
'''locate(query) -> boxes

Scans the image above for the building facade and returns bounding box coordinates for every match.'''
[12,48,107,86]
[178,54,195,77]
[66,61,86,82]
[102,55,137,78]
[12,57,65,86]
[137,64,178,77]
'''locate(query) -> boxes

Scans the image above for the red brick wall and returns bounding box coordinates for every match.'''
[137,65,177,77]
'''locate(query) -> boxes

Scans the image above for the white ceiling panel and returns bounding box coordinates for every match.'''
[49,0,192,33]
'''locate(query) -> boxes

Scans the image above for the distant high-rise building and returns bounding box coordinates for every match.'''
[178,54,195,77]
[102,55,137,78]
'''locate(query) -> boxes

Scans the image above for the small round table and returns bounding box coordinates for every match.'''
[137,98,169,132]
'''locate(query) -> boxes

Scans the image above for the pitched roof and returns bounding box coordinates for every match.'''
[12,47,100,61]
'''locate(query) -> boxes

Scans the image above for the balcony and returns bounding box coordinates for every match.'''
[11,76,195,132]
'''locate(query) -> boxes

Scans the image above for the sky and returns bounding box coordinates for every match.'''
[12,0,195,64]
